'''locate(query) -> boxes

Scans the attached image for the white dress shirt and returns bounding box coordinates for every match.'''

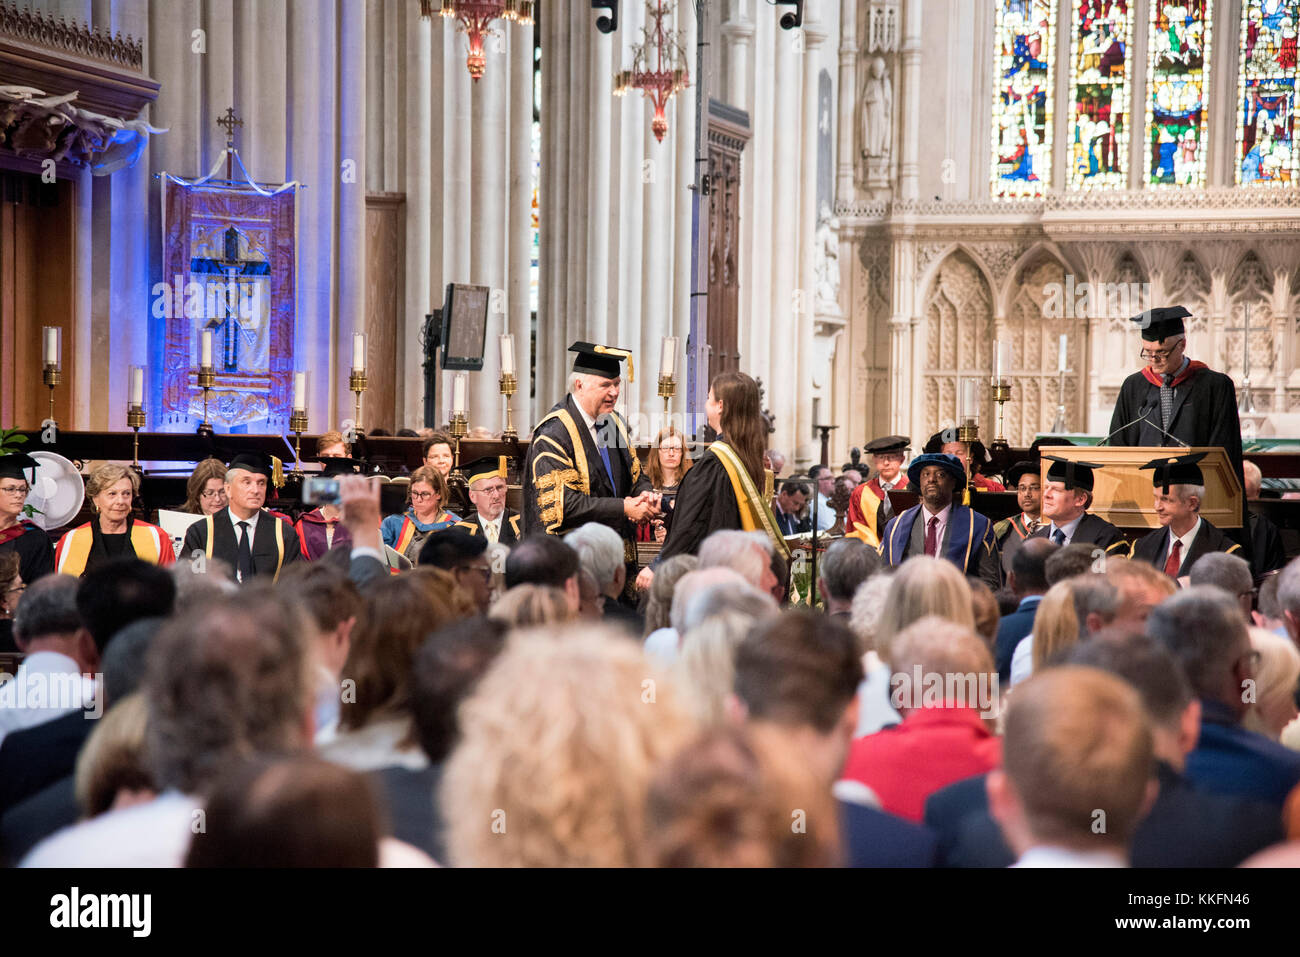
[225,506,260,552]
[1046,511,1085,545]
[479,511,505,541]
[0,650,97,749]
[919,503,952,552]
[1164,517,1203,570]
[23,790,199,867]
[1013,845,1128,868]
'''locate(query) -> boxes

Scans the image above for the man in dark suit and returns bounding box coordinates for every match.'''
[1242,460,1287,579]
[993,538,1056,684]
[1130,452,1242,577]
[770,479,811,537]
[181,452,303,583]
[454,455,522,545]
[1027,455,1129,559]
[926,632,1282,867]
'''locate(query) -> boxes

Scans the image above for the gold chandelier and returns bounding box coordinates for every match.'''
[421,0,534,81]
[613,0,689,142]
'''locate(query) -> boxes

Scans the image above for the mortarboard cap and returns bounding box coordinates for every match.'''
[227,451,275,481]
[0,452,39,483]
[865,435,910,455]
[1140,451,1208,493]
[1004,460,1041,488]
[463,455,508,487]
[1129,305,1191,343]
[1043,454,1105,493]
[570,342,634,382]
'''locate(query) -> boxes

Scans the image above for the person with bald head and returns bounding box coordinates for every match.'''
[1242,459,1287,577]
[988,665,1156,867]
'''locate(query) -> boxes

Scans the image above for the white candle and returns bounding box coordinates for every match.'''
[995,340,1008,380]
[43,327,58,366]
[293,372,307,412]
[499,334,515,376]
[452,372,467,415]
[201,330,213,368]
[352,333,367,373]
[963,380,978,420]
[1057,334,1068,373]
[129,366,144,407]
[660,336,678,378]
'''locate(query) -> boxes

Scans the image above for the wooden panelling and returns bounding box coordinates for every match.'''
[0,172,75,431]
[364,192,405,433]
[707,101,751,378]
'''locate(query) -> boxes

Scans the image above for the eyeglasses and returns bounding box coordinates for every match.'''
[199,489,227,500]
[410,490,439,502]
[0,485,29,497]
[1139,342,1184,361]
[475,485,508,497]
[4,584,25,598]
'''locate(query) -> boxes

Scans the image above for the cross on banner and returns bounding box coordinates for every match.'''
[188,225,270,373]
[1226,303,1262,414]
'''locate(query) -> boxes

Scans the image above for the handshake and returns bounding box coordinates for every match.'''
[622,490,663,523]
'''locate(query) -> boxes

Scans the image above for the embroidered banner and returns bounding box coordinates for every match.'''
[158,177,296,432]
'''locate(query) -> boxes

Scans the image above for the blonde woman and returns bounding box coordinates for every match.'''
[1248,627,1300,742]
[54,464,175,577]
[674,609,754,727]
[441,626,695,866]
[872,556,975,664]
[488,584,576,630]
[1014,579,1080,683]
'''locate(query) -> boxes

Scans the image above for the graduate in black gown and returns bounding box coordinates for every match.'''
[0,453,54,587]
[1108,305,1250,561]
[637,372,789,590]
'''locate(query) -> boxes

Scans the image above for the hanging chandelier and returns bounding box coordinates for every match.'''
[422,0,534,81]
[614,0,690,142]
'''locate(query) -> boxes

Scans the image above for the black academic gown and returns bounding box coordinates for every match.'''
[522,395,651,549]
[454,510,522,545]
[1027,512,1130,555]
[1248,509,1287,579]
[1129,518,1242,575]
[0,522,54,585]
[657,448,743,561]
[180,508,303,581]
[1109,361,1249,560]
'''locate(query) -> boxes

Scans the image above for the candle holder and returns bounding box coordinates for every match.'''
[990,378,1012,452]
[289,409,309,478]
[196,365,216,437]
[42,362,61,427]
[658,373,676,417]
[127,404,146,473]
[349,370,368,440]
[499,373,518,440]
[1050,367,1069,434]
[448,411,469,487]
[957,418,979,505]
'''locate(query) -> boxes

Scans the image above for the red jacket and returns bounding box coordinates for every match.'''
[840,706,1001,822]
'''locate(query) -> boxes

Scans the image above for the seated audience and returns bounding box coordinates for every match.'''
[316,430,350,458]
[771,480,811,537]
[848,573,900,736]
[968,580,1001,651]
[674,610,757,728]
[874,555,975,663]
[1245,627,1300,742]
[374,616,508,863]
[74,692,153,820]
[1130,454,1244,575]
[55,465,176,577]
[817,538,879,619]
[641,554,697,639]
[319,570,471,770]
[994,538,1056,683]
[276,562,360,733]
[1044,542,1098,585]
[1255,572,1288,635]
[698,529,779,596]
[489,584,576,629]
[419,527,494,613]
[380,466,459,564]
[566,522,642,632]
[420,431,455,479]
[840,617,1000,822]
[988,666,1154,867]
[441,625,694,866]
[575,569,604,619]
[1147,586,1300,806]
[178,457,228,515]
[1188,551,1255,623]
[1011,574,1118,686]
[186,755,381,868]
[644,567,773,664]
[504,534,581,611]
[22,586,314,866]
[1103,557,1176,630]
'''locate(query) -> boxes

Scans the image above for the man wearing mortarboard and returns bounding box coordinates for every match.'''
[455,455,522,545]
[180,451,303,583]
[1027,455,1128,556]
[845,435,912,546]
[0,453,54,586]
[1129,452,1243,579]
[1108,305,1249,561]
[522,343,658,559]
[878,452,1002,590]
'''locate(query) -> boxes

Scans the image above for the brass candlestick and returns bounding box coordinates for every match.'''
[448,411,469,486]
[349,370,368,440]
[127,404,146,473]
[499,373,518,440]
[289,409,309,478]
[990,378,1012,452]
[957,418,979,505]
[196,365,216,437]
[42,362,61,427]
[658,373,676,417]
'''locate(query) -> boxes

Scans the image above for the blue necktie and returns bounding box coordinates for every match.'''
[595,423,615,490]
[1052,528,1066,546]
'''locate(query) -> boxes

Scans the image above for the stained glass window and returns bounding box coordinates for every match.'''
[1236,0,1300,185]
[1145,1,1212,186]
[1067,0,1133,189]
[991,0,1055,199]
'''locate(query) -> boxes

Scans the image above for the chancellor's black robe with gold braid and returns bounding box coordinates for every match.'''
[522,395,651,553]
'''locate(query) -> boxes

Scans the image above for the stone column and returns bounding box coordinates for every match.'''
[835,0,858,203]
[898,0,922,200]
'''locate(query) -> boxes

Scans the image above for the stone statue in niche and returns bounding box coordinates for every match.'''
[814,203,842,316]
[860,55,892,160]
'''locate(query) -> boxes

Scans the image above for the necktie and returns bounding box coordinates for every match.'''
[1052,528,1066,546]
[236,520,253,582]
[1160,373,1175,432]
[595,422,615,490]
[485,519,498,544]
[880,483,893,519]
[1164,539,1182,578]
[924,516,939,557]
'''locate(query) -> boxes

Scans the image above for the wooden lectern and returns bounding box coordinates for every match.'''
[1038,446,1243,530]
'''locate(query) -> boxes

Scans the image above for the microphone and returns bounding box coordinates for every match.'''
[1098,396,1189,448]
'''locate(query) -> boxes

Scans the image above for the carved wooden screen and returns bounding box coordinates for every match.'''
[706,100,750,378]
